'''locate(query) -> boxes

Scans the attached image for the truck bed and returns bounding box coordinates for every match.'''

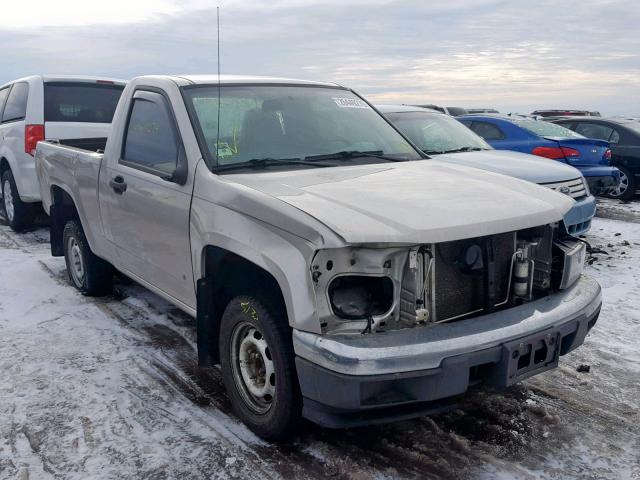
[35,140,104,235]
[58,137,108,152]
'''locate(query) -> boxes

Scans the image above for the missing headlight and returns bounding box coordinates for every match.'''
[328,275,394,320]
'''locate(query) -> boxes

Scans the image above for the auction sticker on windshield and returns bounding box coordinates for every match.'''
[332,97,369,109]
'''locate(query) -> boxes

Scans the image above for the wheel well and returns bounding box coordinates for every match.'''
[197,246,287,366]
[0,158,9,178]
[50,185,80,256]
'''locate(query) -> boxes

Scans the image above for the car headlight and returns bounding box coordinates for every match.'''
[554,239,586,289]
[328,275,394,320]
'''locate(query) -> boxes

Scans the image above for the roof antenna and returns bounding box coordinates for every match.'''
[216,5,221,165]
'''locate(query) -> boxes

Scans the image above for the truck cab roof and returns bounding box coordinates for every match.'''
[143,74,342,88]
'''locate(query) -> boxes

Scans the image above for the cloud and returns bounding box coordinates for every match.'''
[0,0,638,114]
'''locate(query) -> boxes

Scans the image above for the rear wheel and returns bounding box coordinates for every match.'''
[219,295,301,440]
[63,220,113,296]
[608,167,636,201]
[1,170,35,231]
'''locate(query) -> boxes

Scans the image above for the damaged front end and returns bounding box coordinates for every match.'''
[311,222,587,335]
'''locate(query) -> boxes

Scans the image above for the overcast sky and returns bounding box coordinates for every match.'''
[1,0,638,115]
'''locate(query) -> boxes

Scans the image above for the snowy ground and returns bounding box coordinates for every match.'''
[0,203,639,480]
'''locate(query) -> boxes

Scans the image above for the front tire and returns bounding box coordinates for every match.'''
[219,295,301,440]
[63,220,113,296]
[608,166,636,201]
[2,170,35,232]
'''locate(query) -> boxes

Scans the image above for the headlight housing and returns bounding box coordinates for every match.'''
[582,176,591,197]
[328,275,394,320]
[554,239,586,289]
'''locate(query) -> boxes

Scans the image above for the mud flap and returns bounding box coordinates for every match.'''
[196,277,218,366]
[49,204,64,257]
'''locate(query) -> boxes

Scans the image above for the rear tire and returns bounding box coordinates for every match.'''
[63,220,113,296]
[607,166,636,201]
[1,170,35,232]
[219,295,301,440]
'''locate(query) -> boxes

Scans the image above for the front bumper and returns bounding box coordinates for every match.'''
[563,194,596,235]
[293,275,601,428]
[581,167,620,194]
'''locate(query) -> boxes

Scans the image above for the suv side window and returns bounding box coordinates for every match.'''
[470,121,504,140]
[574,123,614,142]
[0,87,10,117]
[122,91,179,175]
[2,83,29,122]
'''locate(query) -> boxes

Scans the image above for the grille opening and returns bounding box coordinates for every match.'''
[517,347,532,369]
[469,362,495,385]
[534,342,549,364]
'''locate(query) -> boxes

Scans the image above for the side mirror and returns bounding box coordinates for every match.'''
[168,147,188,185]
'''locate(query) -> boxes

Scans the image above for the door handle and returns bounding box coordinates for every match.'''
[109,176,127,194]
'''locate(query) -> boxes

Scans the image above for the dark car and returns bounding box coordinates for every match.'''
[467,108,500,114]
[458,115,619,195]
[413,104,468,116]
[532,110,601,118]
[552,117,640,199]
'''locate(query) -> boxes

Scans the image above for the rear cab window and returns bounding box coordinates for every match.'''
[2,82,29,122]
[44,82,124,123]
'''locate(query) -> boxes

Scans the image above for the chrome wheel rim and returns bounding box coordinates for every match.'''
[3,180,14,222]
[609,171,629,197]
[230,321,275,414]
[67,236,85,286]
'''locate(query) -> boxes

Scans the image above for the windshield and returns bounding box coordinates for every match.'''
[511,118,584,139]
[384,111,491,153]
[183,85,421,171]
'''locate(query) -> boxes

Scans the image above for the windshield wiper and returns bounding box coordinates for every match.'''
[214,157,336,173]
[438,147,488,154]
[304,150,408,163]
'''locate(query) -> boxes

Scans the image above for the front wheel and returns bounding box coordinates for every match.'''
[607,167,636,201]
[219,296,301,440]
[63,220,113,296]
[2,170,35,232]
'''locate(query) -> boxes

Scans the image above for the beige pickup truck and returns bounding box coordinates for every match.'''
[35,75,601,439]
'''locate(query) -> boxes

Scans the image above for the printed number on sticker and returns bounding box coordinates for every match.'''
[332,97,369,109]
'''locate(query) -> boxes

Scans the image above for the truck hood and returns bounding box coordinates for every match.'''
[435,150,583,184]
[225,160,574,244]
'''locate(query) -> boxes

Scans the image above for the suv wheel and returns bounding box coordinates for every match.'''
[63,220,113,296]
[2,170,35,231]
[608,167,636,201]
[219,295,301,440]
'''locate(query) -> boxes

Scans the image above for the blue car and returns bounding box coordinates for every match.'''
[458,115,620,195]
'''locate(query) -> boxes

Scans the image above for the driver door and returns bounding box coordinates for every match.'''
[101,89,196,308]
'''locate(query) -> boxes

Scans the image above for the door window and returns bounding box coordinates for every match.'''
[2,83,29,122]
[470,121,505,140]
[122,92,179,175]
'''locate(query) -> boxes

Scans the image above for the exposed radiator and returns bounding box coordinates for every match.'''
[433,232,515,322]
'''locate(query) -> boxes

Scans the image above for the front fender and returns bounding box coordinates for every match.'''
[190,195,321,334]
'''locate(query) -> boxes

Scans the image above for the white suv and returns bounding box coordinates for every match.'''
[0,75,126,230]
